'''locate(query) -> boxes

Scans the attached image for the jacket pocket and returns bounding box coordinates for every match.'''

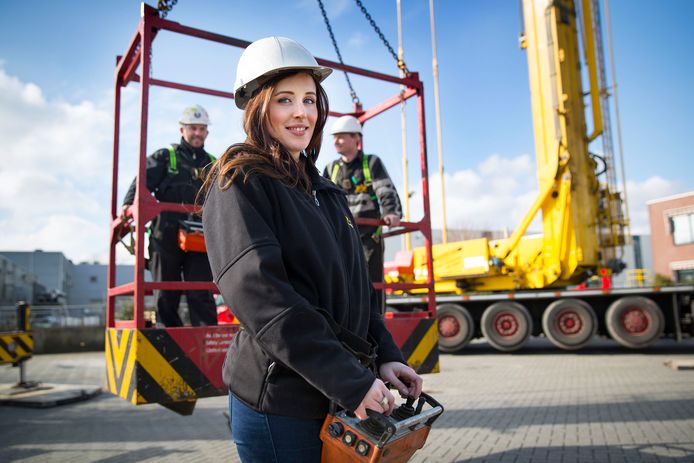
[225,332,269,410]
[258,361,277,410]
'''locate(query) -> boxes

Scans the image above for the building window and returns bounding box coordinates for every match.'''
[675,269,694,284]
[90,276,98,283]
[670,213,694,245]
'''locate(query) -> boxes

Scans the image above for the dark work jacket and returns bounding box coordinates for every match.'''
[123,138,215,242]
[323,151,402,239]
[202,159,405,419]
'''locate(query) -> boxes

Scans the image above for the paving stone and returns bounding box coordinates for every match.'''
[1,337,694,462]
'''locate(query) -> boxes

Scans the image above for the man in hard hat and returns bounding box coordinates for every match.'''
[324,115,403,313]
[122,104,217,327]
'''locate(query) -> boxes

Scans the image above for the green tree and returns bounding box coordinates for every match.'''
[654,273,674,287]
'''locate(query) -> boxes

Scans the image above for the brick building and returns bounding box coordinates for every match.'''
[647,191,694,283]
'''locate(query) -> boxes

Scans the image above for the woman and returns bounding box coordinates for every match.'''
[201,36,422,462]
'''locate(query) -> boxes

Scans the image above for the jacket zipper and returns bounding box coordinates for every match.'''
[311,189,352,329]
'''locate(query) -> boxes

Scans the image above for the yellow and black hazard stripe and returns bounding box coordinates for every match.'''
[397,319,440,374]
[0,332,33,364]
[105,328,226,415]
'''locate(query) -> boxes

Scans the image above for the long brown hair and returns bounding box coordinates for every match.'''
[200,71,329,200]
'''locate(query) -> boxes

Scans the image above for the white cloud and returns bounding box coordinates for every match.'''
[0,214,108,263]
[0,67,244,265]
[0,69,112,187]
[0,68,112,263]
[21,82,44,106]
[0,170,103,218]
[410,153,538,232]
[409,155,683,242]
[624,176,682,235]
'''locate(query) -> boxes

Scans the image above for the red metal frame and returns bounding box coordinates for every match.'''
[107,4,436,329]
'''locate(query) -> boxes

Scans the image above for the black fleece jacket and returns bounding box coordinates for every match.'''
[202,160,405,419]
[123,138,215,237]
[123,138,213,206]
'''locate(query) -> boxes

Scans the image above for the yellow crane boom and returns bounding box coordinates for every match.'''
[396,0,626,294]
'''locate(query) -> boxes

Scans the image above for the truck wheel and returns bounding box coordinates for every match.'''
[605,296,664,349]
[436,304,474,353]
[542,299,597,350]
[480,302,532,352]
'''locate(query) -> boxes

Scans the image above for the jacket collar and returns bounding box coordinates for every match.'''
[307,162,344,194]
[342,150,363,167]
[179,137,208,158]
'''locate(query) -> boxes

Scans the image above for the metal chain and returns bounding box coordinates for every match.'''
[157,0,178,18]
[354,0,409,73]
[317,0,360,104]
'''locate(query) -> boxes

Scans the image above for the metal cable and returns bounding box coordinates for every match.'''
[317,0,360,104]
[355,0,409,73]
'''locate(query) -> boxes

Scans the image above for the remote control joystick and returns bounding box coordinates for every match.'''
[359,409,390,436]
[391,396,416,421]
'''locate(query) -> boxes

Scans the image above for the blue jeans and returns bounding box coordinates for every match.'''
[229,393,324,463]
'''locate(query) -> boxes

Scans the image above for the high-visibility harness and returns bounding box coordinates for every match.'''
[120,146,217,256]
[163,145,216,252]
[331,154,382,238]
[166,144,216,174]
[330,153,372,185]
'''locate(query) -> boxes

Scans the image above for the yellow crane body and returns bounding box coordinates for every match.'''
[395,0,625,294]
[390,1,692,355]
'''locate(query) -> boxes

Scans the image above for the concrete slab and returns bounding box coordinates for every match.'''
[0,382,101,408]
[664,358,694,370]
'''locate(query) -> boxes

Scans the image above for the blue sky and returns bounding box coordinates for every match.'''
[0,0,692,264]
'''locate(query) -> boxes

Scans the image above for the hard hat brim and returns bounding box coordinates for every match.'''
[234,66,332,109]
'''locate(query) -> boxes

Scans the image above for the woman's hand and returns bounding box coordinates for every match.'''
[378,362,423,399]
[354,378,394,420]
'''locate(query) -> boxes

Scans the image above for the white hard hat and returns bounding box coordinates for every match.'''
[330,115,362,135]
[179,104,211,125]
[233,36,333,109]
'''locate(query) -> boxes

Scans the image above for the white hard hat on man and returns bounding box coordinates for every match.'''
[330,115,363,135]
[179,104,211,125]
[233,36,332,109]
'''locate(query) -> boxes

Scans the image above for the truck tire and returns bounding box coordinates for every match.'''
[542,298,597,350]
[480,302,532,352]
[605,296,664,349]
[437,304,474,353]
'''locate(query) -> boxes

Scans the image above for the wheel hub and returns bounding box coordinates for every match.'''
[438,315,460,338]
[622,307,650,334]
[557,310,582,335]
[494,312,519,336]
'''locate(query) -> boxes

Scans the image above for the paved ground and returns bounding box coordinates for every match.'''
[1,337,693,462]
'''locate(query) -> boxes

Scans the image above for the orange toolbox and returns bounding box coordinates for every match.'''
[178,219,206,253]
